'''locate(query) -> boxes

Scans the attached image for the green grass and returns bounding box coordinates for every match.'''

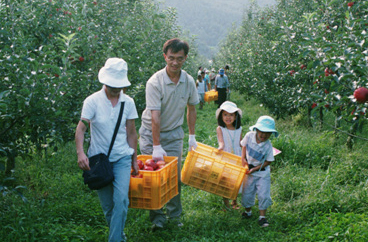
[1,92,368,241]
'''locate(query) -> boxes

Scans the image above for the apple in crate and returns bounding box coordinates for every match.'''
[137,159,144,170]
[156,160,166,170]
[144,165,154,171]
[145,159,158,170]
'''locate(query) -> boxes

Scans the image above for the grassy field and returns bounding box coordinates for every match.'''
[1,92,368,241]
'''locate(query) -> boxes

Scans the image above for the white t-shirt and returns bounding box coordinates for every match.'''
[197,80,206,94]
[218,126,242,156]
[240,131,274,177]
[81,87,138,162]
[141,67,199,132]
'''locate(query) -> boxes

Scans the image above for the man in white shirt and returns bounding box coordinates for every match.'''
[140,38,199,230]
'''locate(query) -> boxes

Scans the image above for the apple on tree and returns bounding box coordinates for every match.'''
[354,87,368,103]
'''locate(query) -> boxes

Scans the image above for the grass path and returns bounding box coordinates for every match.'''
[1,92,367,241]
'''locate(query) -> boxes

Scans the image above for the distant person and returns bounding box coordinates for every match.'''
[216,101,243,209]
[75,58,139,242]
[215,68,229,108]
[197,66,203,76]
[241,116,279,228]
[201,70,210,92]
[224,64,231,100]
[204,69,211,91]
[209,68,217,89]
[196,74,205,110]
[139,38,199,231]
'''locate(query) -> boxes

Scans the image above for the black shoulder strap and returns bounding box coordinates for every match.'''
[107,102,125,158]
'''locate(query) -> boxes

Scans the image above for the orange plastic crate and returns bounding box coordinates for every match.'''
[204,90,218,102]
[181,143,247,200]
[129,155,178,210]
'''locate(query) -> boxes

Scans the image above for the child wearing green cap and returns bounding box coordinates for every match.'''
[240,115,279,227]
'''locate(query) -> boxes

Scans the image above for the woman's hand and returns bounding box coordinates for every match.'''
[77,152,90,171]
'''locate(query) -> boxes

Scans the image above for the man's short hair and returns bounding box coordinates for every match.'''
[163,38,189,56]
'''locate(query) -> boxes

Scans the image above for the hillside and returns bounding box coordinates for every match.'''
[157,0,276,59]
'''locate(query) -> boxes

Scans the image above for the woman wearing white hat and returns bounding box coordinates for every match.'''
[75,58,139,242]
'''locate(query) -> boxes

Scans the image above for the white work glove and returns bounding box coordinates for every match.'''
[188,135,198,151]
[152,145,167,161]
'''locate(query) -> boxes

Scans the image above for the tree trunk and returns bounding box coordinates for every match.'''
[346,119,359,150]
[334,108,341,138]
[307,106,312,127]
[319,107,323,129]
[5,151,15,176]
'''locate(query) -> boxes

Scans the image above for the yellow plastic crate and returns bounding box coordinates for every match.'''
[129,155,178,210]
[181,143,247,200]
[204,90,218,102]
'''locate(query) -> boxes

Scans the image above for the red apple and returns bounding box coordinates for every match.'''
[156,160,165,167]
[137,159,144,170]
[79,56,85,62]
[144,165,154,171]
[354,87,368,103]
[324,67,330,76]
[157,165,165,170]
[311,103,317,109]
[145,159,157,170]
[348,2,354,7]
[300,64,307,70]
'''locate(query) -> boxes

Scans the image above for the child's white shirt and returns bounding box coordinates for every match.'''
[219,126,242,156]
[240,131,274,177]
[196,80,205,94]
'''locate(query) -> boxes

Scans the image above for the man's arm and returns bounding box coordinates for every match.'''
[151,110,161,146]
[187,104,196,135]
[214,76,218,91]
[151,110,167,160]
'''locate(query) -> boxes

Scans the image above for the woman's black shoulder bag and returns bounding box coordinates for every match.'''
[83,102,125,190]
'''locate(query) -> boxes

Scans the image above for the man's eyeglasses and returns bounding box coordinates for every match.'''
[166,56,186,63]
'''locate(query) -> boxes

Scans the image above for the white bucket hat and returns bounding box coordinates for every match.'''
[249,115,279,137]
[216,101,242,119]
[98,58,131,88]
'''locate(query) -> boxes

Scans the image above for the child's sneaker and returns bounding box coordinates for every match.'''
[242,211,252,219]
[258,218,269,227]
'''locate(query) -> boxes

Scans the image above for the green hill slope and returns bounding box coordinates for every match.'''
[157,0,276,58]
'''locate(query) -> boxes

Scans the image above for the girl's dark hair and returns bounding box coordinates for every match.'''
[217,110,242,129]
[163,38,189,56]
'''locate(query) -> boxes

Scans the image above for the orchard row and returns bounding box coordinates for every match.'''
[0,0,200,172]
[215,0,367,146]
